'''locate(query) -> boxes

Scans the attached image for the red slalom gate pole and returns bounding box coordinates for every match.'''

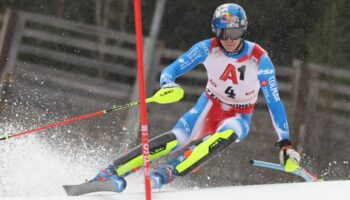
[133,1,152,200]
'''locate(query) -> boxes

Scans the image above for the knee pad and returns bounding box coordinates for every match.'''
[113,132,178,176]
[175,129,237,176]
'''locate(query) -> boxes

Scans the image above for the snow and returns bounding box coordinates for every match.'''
[0,181,349,200]
[1,125,349,200]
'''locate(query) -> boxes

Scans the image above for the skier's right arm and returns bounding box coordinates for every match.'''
[160,39,211,87]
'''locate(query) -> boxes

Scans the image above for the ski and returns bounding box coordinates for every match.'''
[63,179,119,196]
[250,160,321,182]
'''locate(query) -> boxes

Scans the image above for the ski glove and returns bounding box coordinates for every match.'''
[277,139,300,166]
[162,82,180,89]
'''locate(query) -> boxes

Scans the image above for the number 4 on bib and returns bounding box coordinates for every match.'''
[225,86,236,98]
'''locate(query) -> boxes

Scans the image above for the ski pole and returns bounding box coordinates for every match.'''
[250,159,321,182]
[0,87,184,141]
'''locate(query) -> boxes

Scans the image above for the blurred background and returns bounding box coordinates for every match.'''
[0,0,349,196]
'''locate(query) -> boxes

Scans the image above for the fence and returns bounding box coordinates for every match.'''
[2,9,139,100]
[300,62,350,171]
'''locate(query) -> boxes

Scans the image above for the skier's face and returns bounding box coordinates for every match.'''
[220,38,243,52]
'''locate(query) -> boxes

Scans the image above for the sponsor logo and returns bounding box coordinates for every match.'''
[260,80,268,87]
[209,138,223,150]
[220,13,235,23]
[150,145,166,154]
[219,14,242,28]
[262,87,270,104]
[160,73,173,83]
[220,64,238,84]
[209,79,217,87]
[180,118,191,134]
[189,108,198,114]
[160,89,174,97]
[258,69,275,75]
[142,143,150,163]
[179,60,191,69]
[230,103,251,108]
[212,47,220,56]
[245,90,255,96]
[268,76,280,102]
[199,41,209,54]
[187,47,202,62]
[178,47,203,69]
[251,56,258,65]
[161,73,172,80]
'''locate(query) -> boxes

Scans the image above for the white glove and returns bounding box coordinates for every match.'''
[277,140,301,166]
[279,147,300,165]
[161,82,180,89]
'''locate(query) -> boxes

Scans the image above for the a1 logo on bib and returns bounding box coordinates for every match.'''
[220,64,246,84]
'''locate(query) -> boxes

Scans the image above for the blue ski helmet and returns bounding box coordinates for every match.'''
[212,3,248,40]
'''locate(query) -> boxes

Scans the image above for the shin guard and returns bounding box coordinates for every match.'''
[176,129,237,176]
[113,132,178,177]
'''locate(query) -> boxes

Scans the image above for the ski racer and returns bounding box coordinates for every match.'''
[90,3,301,192]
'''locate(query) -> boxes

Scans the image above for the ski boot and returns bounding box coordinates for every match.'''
[150,172,163,189]
[150,161,179,189]
[90,164,126,193]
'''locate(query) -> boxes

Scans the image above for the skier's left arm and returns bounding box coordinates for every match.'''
[258,54,300,166]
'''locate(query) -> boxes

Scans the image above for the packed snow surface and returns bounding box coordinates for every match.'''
[1,125,349,200]
[1,181,349,200]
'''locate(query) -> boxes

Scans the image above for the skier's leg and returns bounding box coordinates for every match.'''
[91,131,178,179]
[176,129,237,175]
[112,93,210,177]
[151,129,237,188]
[113,131,178,177]
[89,132,178,192]
[176,113,253,175]
[216,113,252,142]
[151,113,252,188]
[91,94,209,184]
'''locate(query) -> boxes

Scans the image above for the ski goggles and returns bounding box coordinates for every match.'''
[215,28,244,40]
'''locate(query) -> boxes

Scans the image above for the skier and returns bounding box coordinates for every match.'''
[90,3,301,192]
